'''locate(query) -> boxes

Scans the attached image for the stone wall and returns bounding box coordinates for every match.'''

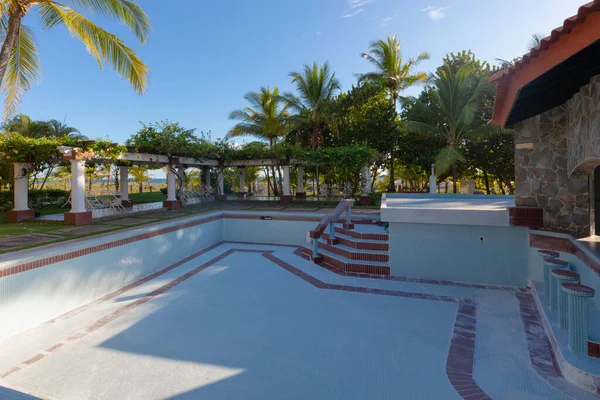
[566,75,600,175]
[514,105,590,237]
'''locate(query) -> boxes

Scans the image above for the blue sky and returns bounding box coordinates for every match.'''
[19,0,584,144]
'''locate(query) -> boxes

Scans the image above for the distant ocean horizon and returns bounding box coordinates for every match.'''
[149,179,166,184]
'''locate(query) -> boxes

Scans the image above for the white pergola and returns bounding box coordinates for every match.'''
[6,147,375,225]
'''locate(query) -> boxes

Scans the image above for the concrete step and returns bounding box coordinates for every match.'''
[322,232,389,251]
[334,225,388,241]
[301,245,390,276]
[317,239,389,262]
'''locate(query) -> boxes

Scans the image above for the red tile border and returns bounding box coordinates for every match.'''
[0,214,224,279]
[299,246,390,276]
[514,292,599,398]
[4,244,583,400]
[0,246,474,381]
[44,241,225,325]
[316,240,389,262]
[322,233,388,251]
[446,303,491,400]
[294,247,523,293]
[530,233,600,275]
[2,212,380,279]
[335,226,388,241]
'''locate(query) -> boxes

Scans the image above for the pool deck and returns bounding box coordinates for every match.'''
[0,242,596,399]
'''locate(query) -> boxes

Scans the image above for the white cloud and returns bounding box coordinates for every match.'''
[316,31,323,36]
[379,16,393,28]
[341,8,364,18]
[340,0,375,19]
[422,6,449,21]
[348,0,375,7]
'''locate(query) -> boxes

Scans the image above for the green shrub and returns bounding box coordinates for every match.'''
[0,189,70,212]
[159,187,167,196]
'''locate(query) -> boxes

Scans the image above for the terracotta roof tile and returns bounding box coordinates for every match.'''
[490,1,600,82]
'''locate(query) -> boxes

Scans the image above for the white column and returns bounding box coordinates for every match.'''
[119,166,129,200]
[283,165,290,196]
[177,165,185,192]
[429,164,437,194]
[166,166,177,201]
[297,166,304,194]
[204,167,211,189]
[361,166,371,196]
[70,159,87,213]
[218,168,225,195]
[239,168,246,193]
[12,163,30,210]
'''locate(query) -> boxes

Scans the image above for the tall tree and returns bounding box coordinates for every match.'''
[227,86,289,195]
[284,62,340,151]
[358,35,429,192]
[129,165,151,193]
[405,65,505,192]
[0,0,151,117]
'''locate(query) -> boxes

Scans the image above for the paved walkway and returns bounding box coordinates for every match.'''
[0,243,596,399]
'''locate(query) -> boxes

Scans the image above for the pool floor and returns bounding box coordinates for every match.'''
[0,243,596,400]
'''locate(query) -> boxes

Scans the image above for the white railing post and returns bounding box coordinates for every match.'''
[312,236,320,258]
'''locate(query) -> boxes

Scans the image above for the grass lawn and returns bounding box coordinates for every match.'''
[0,221,67,239]
[129,192,166,204]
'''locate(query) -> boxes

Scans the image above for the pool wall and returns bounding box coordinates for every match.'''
[0,212,329,343]
[388,222,529,286]
[0,214,224,342]
[223,215,318,245]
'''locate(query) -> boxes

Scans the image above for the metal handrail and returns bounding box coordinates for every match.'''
[309,199,354,260]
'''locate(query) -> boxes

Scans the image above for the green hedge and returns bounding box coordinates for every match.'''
[0,189,70,212]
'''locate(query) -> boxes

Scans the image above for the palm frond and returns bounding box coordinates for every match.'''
[404,121,438,136]
[66,0,151,43]
[435,146,465,175]
[40,2,149,94]
[2,23,40,119]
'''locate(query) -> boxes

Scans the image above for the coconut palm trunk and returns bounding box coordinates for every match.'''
[0,11,24,88]
[387,93,398,192]
[358,36,429,193]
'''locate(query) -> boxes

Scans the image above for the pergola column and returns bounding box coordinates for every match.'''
[358,166,371,205]
[429,165,437,194]
[296,166,306,198]
[203,167,211,190]
[281,165,293,204]
[216,168,226,201]
[163,163,181,210]
[119,166,133,207]
[238,167,247,199]
[7,162,35,223]
[64,159,92,225]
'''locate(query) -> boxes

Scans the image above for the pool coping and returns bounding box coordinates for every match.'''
[0,210,382,276]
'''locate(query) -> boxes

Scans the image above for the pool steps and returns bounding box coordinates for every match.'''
[302,222,390,276]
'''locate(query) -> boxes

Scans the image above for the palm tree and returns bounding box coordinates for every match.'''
[405,66,507,193]
[284,62,340,151]
[528,33,546,50]
[0,0,151,118]
[227,86,289,195]
[129,165,151,193]
[358,35,429,192]
[45,119,80,138]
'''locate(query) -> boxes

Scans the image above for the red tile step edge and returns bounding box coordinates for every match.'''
[334,226,388,241]
[317,240,389,262]
[322,233,389,251]
[301,246,390,276]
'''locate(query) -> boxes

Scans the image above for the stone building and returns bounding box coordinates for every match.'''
[491,1,600,237]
